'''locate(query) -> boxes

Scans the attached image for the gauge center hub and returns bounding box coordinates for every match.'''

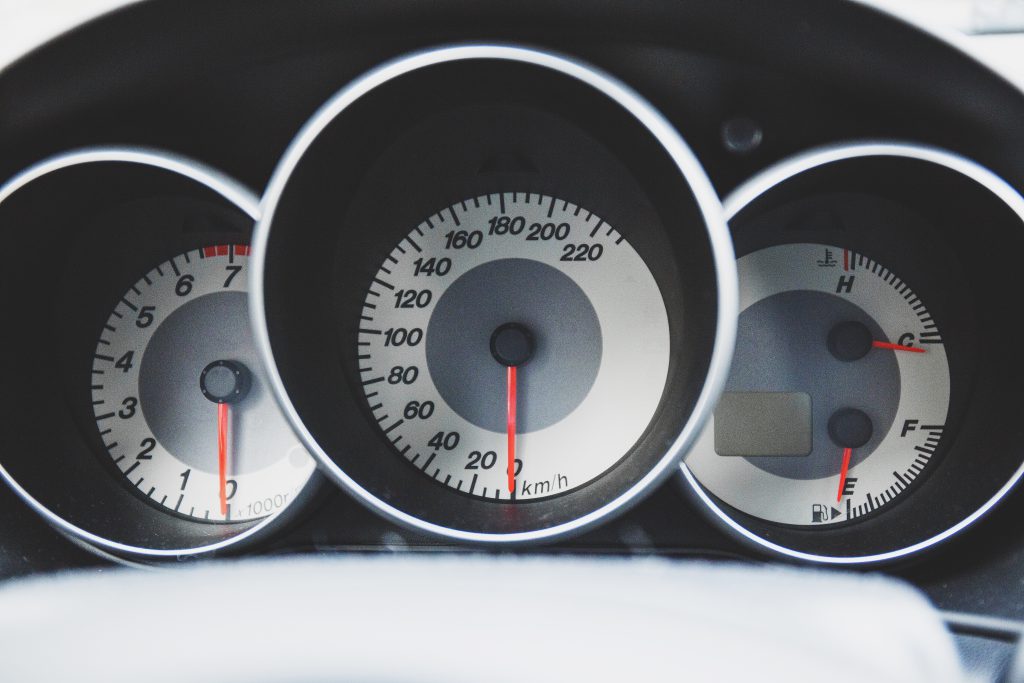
[489,322,535,368]
[827,320,873,362]
[200,359,252,404]
[828,408,874,449]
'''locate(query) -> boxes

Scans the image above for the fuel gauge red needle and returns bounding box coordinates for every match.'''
[507,366,517,494]
[218,402,228,516]
[836,447,853,503]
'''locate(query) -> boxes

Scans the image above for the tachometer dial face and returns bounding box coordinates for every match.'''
[686,242,950,526]
[358,193,671,501]
[92,245,316,522]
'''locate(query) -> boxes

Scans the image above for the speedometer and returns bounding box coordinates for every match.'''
[252,44,735,541]
[359,193,670,501]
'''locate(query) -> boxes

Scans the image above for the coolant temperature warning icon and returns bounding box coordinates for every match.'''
[817,249,838,267]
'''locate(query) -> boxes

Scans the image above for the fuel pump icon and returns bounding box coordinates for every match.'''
[812,503,842,523]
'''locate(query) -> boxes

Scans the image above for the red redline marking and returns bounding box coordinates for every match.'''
[872,341,926,353]
[837,447,853,503]
[507,365,517,494]
[218,402,228,516]
[203,244,249,258]
[843,248,849,272]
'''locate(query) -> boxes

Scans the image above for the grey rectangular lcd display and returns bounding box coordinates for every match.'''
[714,392,812,457]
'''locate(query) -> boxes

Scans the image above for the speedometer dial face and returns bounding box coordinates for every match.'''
[686,242,950,526]
[359,193,671,501]
[254,45,735,540]
[92,245,316,522]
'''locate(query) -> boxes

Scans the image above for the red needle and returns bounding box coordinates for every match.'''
[872,341,926,353]
[218,402,228,516]
[837,447,853,503]
[507,365,517,494]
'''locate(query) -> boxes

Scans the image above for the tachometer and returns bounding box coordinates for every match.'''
[359,193,670,501]
[0,147,322,559]
[92,244,316,522]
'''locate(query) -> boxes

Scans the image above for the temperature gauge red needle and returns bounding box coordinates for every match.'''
[873,341,926,353]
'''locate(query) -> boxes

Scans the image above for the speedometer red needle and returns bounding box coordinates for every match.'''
[218,402,228,516]
[837,447,853,503]
[872,341,925,353]
[507,365,517,494]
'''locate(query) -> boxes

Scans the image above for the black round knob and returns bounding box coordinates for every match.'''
[827,320,873,362]
[200,360,251,404]
[490,323,535,367]
[828,408,873,449]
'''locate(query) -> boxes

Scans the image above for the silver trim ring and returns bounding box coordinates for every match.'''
[250,44,738,544]
[0,146,312,560]
[680,141,1024,565]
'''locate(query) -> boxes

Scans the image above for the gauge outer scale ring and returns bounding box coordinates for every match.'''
[249,44,738,544]
[0,146,317,560]
[680,141,1024,565]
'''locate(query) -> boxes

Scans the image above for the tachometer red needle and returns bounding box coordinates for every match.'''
[837,447,853,503]
[507,365,517,494]
[872,341,926,353]
[218,402,228,516]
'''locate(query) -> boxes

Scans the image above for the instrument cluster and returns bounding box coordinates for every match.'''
[683,144,1024,562]
[2,5,1024,573]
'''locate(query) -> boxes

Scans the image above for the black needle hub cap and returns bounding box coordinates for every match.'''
[828,407,873,449]
[200,360,251,405]
[827,320,873,362]
[490,322,535,368]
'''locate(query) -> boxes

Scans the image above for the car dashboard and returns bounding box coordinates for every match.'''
[1,0,1024,679]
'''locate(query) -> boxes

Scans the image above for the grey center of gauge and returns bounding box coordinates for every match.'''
[717,290,900,480]
[139,292,291,475]
[426,258,602,433]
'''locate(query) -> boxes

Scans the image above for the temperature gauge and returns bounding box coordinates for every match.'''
[686,242,950,526]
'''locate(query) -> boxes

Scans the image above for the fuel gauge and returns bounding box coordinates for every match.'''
[686,242,950,526]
